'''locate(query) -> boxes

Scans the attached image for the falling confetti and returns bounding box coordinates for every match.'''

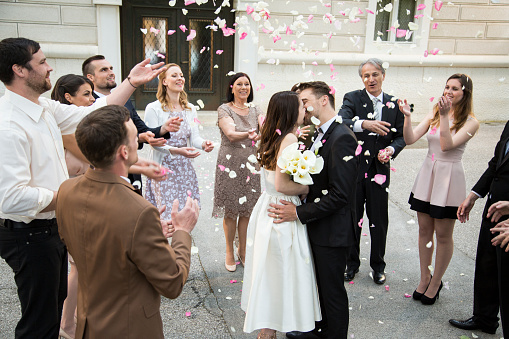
[426,241,433,248]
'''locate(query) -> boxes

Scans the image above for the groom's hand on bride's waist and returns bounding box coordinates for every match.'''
[268,200,298,224]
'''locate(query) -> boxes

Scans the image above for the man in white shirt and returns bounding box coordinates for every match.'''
[0,37,166,338]
[337,58,406,285]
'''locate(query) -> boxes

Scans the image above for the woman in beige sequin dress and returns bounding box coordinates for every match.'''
[400,74,479,305]
[212,73,263,272]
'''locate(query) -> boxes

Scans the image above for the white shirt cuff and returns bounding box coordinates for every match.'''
[353,120,364,133]
[471,191,482,198]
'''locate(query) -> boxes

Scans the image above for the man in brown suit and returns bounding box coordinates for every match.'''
[56,105,199,338]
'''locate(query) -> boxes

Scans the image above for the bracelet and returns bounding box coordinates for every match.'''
[127,76,137,89]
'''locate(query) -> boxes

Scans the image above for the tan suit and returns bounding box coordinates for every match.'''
[56,169,191,338]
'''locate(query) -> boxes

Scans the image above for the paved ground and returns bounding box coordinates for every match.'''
[0,115,506,339]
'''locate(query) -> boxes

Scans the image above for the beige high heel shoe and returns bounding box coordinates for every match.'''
[225,258,236,272]
[236,248,245,267]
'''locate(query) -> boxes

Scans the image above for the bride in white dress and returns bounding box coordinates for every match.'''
[241,91,321,339]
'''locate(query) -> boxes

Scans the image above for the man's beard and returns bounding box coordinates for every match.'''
[26,73,51,94]
[303,113,313,126]
[105,82,117,90]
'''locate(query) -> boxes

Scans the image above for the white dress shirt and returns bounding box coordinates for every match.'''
[0,89,107,222]
[310,116,337,152]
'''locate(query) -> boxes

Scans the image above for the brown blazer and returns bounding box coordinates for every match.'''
[56,169,191,338]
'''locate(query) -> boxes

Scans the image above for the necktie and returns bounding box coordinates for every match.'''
[372,97,380,120]
[311,127,324,152]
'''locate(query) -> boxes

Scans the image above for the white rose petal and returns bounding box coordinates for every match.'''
[239,196,247,204]
[428,265,434,272]
[426,241,432,248]
[248,154,258,163]
[314,198,320,203]
[306,106,314,112]
[343,156,354,162]
[335,116,343,123]
[226,154,231,160]
[229,171,237,178]
[310,116,321,125]
[322,190,328,195]
[191,246,199,254]
[407,219,416,224]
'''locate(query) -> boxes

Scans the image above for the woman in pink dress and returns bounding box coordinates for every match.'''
[399,74,479,305]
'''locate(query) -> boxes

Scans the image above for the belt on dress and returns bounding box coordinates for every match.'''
[0,218,57,229]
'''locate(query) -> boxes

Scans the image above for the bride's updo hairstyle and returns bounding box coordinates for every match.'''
[258,91,300,171]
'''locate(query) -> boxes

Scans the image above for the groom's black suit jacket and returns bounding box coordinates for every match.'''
[296,121,359,247]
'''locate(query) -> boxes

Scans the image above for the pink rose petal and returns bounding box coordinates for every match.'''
[179,25,187,32]
[349,281,355,284]
[358,218,363,228]
[186,29,197,41]
[396,29,407,38]
[273,35,281,43]
[374,174,387,185]
[424,50,429,57]
[185,311,191,317]
[329,85,336,95]
[431,153,435,161]
[390,167,396,172]
[435,0,443,11]
[307,15,314,23]
[429,127,437,135]
[329,64,335,72]
[187,190,192,196]
[431,48,440,55]
[230,279,238,283]
[216,49,224,55]
[312,61,318,66]
[168,30,176,35]
[150,27,160,35]
[429,97,435,102]
[366,9,374,14]
[286,26,293,35]
[404,293,412,298]
[432,23,439,29]
[275,129,282,135]
[364,173,368,178]
[218,165,226,171]
[417,4,426,10]
[355,144,362,156]
[240,32,248,40]
[185,0,195,5]
[260,83,265,90]
[385,285,390,291]
[414,14,424,18]
[246,5,254,14]
[194,117,201,124]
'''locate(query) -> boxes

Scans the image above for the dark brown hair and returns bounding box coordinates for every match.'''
[51,74,94,104]
[82,55,105,76]
[258,91,300,171]
[291,81,335,109]
[75,105,130,168]
[0,38,40,85]
[226,72,254,103]
[430,73,474,132]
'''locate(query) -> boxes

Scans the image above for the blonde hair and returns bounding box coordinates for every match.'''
[156,63,190,111]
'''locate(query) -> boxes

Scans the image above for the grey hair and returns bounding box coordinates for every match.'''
[358,58,385,77]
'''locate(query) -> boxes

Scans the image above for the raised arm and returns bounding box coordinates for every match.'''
[218,106,257,142]
[106,59,166,106]
[274,133,309,196]
[399,99,432,146]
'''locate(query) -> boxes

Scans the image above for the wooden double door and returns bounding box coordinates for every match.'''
[121,0,235,110]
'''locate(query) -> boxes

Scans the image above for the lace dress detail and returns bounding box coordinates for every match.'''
[212,104,262,219]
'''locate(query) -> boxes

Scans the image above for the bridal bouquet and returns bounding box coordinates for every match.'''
[277,142,324,185]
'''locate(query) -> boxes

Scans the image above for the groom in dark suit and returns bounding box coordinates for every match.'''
[338,58,405,284]
[269,81,359,338]
[449,121,509,336]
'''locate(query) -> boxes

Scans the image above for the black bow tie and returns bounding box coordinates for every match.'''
[312,127,323,141]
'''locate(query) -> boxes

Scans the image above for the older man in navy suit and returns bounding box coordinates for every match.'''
[338,58,406,285]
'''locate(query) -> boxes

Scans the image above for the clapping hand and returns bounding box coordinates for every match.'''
[163,116,182,133]
[491,219,509,251]
[248,129,260,141]
[202,140,214,152]
[158,205,175,238]
[487,201,509,222]
[398,99,411,117]
[438,96,452,116]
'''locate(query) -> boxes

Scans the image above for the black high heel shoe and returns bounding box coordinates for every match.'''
[421,281,443,305]
[413,275,432,301]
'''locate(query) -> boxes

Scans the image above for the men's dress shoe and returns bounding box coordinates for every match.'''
[286,330,326,339]
[344,268,359,282]
[373,271,386,285]
[449,317,498,334]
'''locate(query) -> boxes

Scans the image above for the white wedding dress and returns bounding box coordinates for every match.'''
[241,168,321,333]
